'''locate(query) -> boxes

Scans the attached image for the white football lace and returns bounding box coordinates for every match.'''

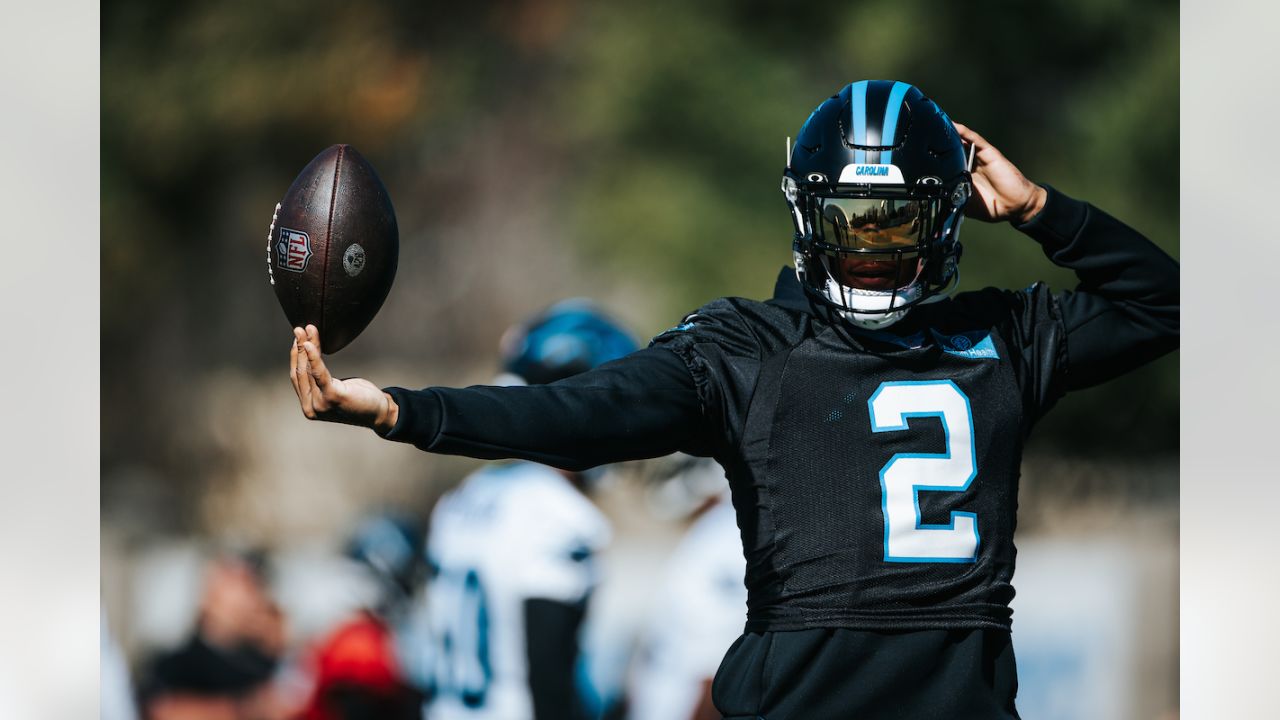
[265,202,281,286]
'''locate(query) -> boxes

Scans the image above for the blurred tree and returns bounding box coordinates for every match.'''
[102,0,1178,523]
[549,0,1178,455]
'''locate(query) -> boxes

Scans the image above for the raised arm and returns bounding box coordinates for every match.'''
[291,325,704,471]
[1016,186,1178,389]
[954,123,1179,391]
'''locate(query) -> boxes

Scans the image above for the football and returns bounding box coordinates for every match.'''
[266,144,398,353]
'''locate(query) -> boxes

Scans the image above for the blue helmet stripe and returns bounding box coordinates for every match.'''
[879,81,911,166]
[850,80,868,164]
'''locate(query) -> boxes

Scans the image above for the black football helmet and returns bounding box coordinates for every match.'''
[783,80,971,328]
[496,299,638,386]
[346,513,424,613]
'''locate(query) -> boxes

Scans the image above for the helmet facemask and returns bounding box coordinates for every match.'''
[786,175,966,329]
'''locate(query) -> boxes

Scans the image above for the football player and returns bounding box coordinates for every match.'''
[296,515,424,720]
[628,459,746,720]
[289,81,1178,718]
[416,300,635,720]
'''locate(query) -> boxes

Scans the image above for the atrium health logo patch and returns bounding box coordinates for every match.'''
[930,330,1000,360]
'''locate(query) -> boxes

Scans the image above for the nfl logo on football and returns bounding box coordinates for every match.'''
[277,228,312,272]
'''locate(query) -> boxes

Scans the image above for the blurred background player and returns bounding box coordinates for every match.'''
[628,456,746,720]
[103,605,141,720]
[421,300,637,720]
[137,552,288,720]
[294,514,425,720]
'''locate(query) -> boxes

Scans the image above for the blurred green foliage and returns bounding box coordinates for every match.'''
[103,0,1178,488]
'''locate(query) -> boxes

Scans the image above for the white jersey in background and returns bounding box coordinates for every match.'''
[628,497,747,720]
[102,606,139,720]
[423,461,611,720]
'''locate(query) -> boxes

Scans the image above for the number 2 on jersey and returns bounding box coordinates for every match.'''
[867,380,979,563]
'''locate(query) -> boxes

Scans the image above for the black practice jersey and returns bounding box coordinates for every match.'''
[647,277,1060,632]
[382,186,1178,633]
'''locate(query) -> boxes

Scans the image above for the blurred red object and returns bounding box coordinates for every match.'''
[296,611,421,720]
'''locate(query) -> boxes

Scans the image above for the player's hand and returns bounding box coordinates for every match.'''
[952,122,1047,225]
[290,325,398,432]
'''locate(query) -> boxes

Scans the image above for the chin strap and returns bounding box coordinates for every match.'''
[842,268,960,328]
[795,250,961,330]
[842,309,908,330]
[826,276,922,324]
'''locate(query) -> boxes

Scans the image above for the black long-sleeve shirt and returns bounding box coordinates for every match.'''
[383,186,1177,631]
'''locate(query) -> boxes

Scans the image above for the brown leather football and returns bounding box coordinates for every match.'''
[266,145,398,353]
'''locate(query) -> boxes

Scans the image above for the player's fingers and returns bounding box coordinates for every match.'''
[953,121,1007,167]
[952,122,989,157]
[301,340,333,392]
[289,338,301,397]
[295,337,317,418]
[951,122,984,173]
[292,327,307,373]
[292,328,310,399]
[951,121,984,146]
[305,324,323,355]
[964,174,997,219]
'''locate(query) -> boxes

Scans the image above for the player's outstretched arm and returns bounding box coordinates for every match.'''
[289,322,706,470]
[291,325,399,432]
[381,346,704,471]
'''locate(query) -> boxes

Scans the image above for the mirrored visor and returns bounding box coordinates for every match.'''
[814,197,933,251]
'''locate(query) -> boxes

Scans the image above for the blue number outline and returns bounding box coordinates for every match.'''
[867,379,980,563]
[430,566,493,708]
[458,568,492,708]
